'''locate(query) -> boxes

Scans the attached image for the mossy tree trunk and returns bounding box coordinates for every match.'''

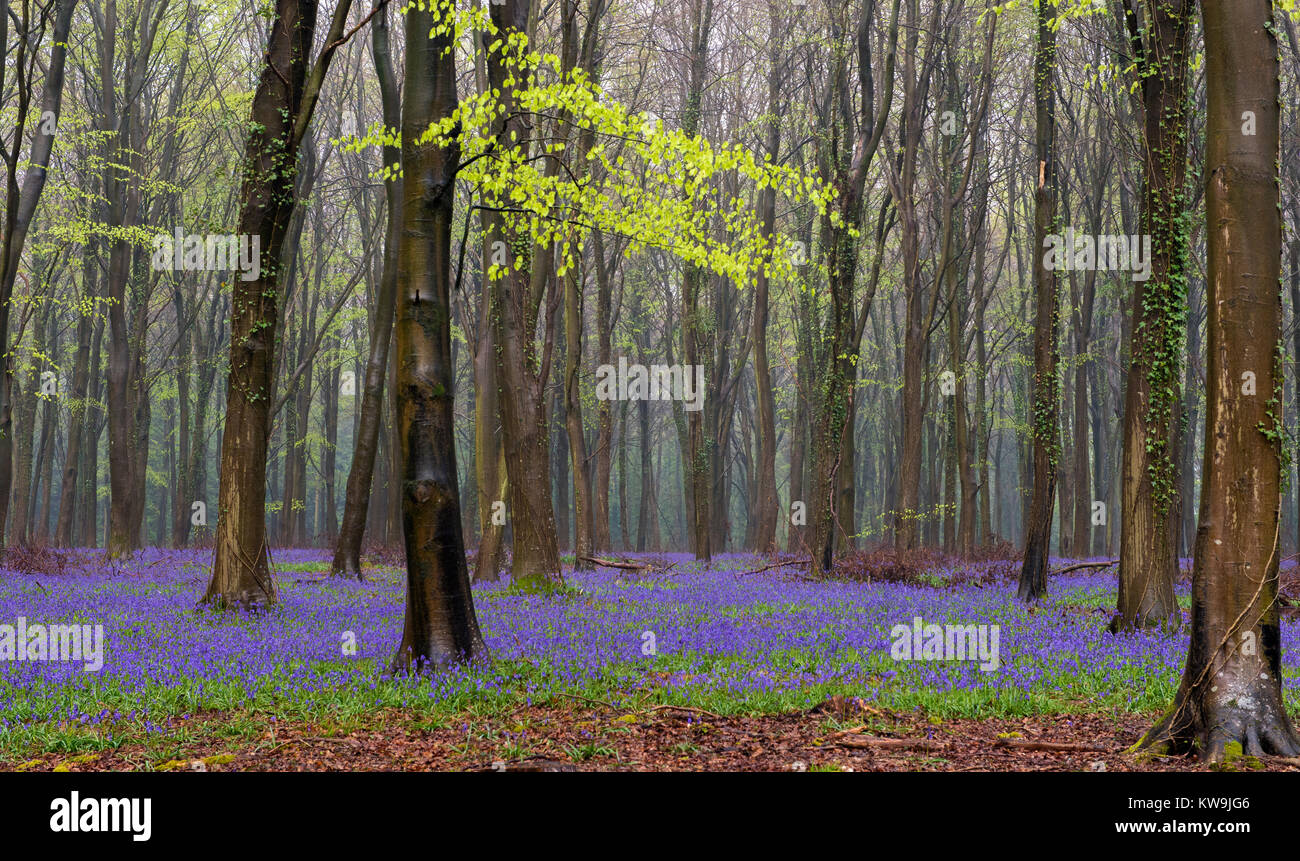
[1017,0,1059,604]
[1112,0,1192,633]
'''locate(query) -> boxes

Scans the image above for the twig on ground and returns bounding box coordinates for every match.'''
[645,704,723,721]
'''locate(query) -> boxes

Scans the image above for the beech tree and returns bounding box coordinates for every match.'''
[0,0,78,551]
[203,0,358,608]
[332,0,403,580]
[1111,0,1193,632]
[1017,0,1060,603]
[803,0,900,572]
[1139,0,1300,762]
[390,0,486,669]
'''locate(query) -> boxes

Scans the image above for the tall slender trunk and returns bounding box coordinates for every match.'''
[333,4,400,576]
[891,0,940,553]
[469,26,507,583]
[617,398,629,549]
[471,245,508,581]
[563,263,595,568]
[78,312,105,547]
[0,0,76,550]
[485,0,562,592]
[56,243,96,546]
[593,232,614,553]
[558,0,603,570]
[788,256,810,554]
[751,61,779,553]
[637,395,653,552]
[1113,0,1192,631]
[33,310,58,543]
[680,0,714,566]
[321,334,340,545]
[1018,0,1059,603]
[204,0,355,608]
[170,280,193,546]
[10,319,39,546]
[391,0,486,669]
[809,0,900,572]
[1284,240,1294,554]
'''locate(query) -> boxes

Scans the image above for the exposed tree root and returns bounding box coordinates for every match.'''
[1139,686,1300,763]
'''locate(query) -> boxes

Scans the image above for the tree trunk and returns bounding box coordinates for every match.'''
[808,0,900,572]
[333,3,400,576]
[558,0,603,571]
[1112,0,1192,631]
[1291,242,1300,555]
[1140,0,1300,760]
[471,242,508,581]
[485,0,563,592]
[56,243,97,546]
[680,0,714,566]
[391,0,487,670]
[751,100,778,554]
[563,263,595,569]
[78,312,105,547]
[593,232,614,553]
[321,335,340,546]
[890,0,939,554]
[204,0,354,608]
[1018,0,1059,603]
[0,0,76,551]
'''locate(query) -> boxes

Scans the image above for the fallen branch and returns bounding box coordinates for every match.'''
[835,737,948,752]
[992,738,1113,753]
[834,735,1112,755]
[735,558,810,579]
[829,720,887,739]
[579,556,650,572]
[1052,559,1119,575]
[482,758,578,772]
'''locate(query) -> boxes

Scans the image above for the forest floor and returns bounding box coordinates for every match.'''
[3,547,1299,772]
[11,702,1300,772]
